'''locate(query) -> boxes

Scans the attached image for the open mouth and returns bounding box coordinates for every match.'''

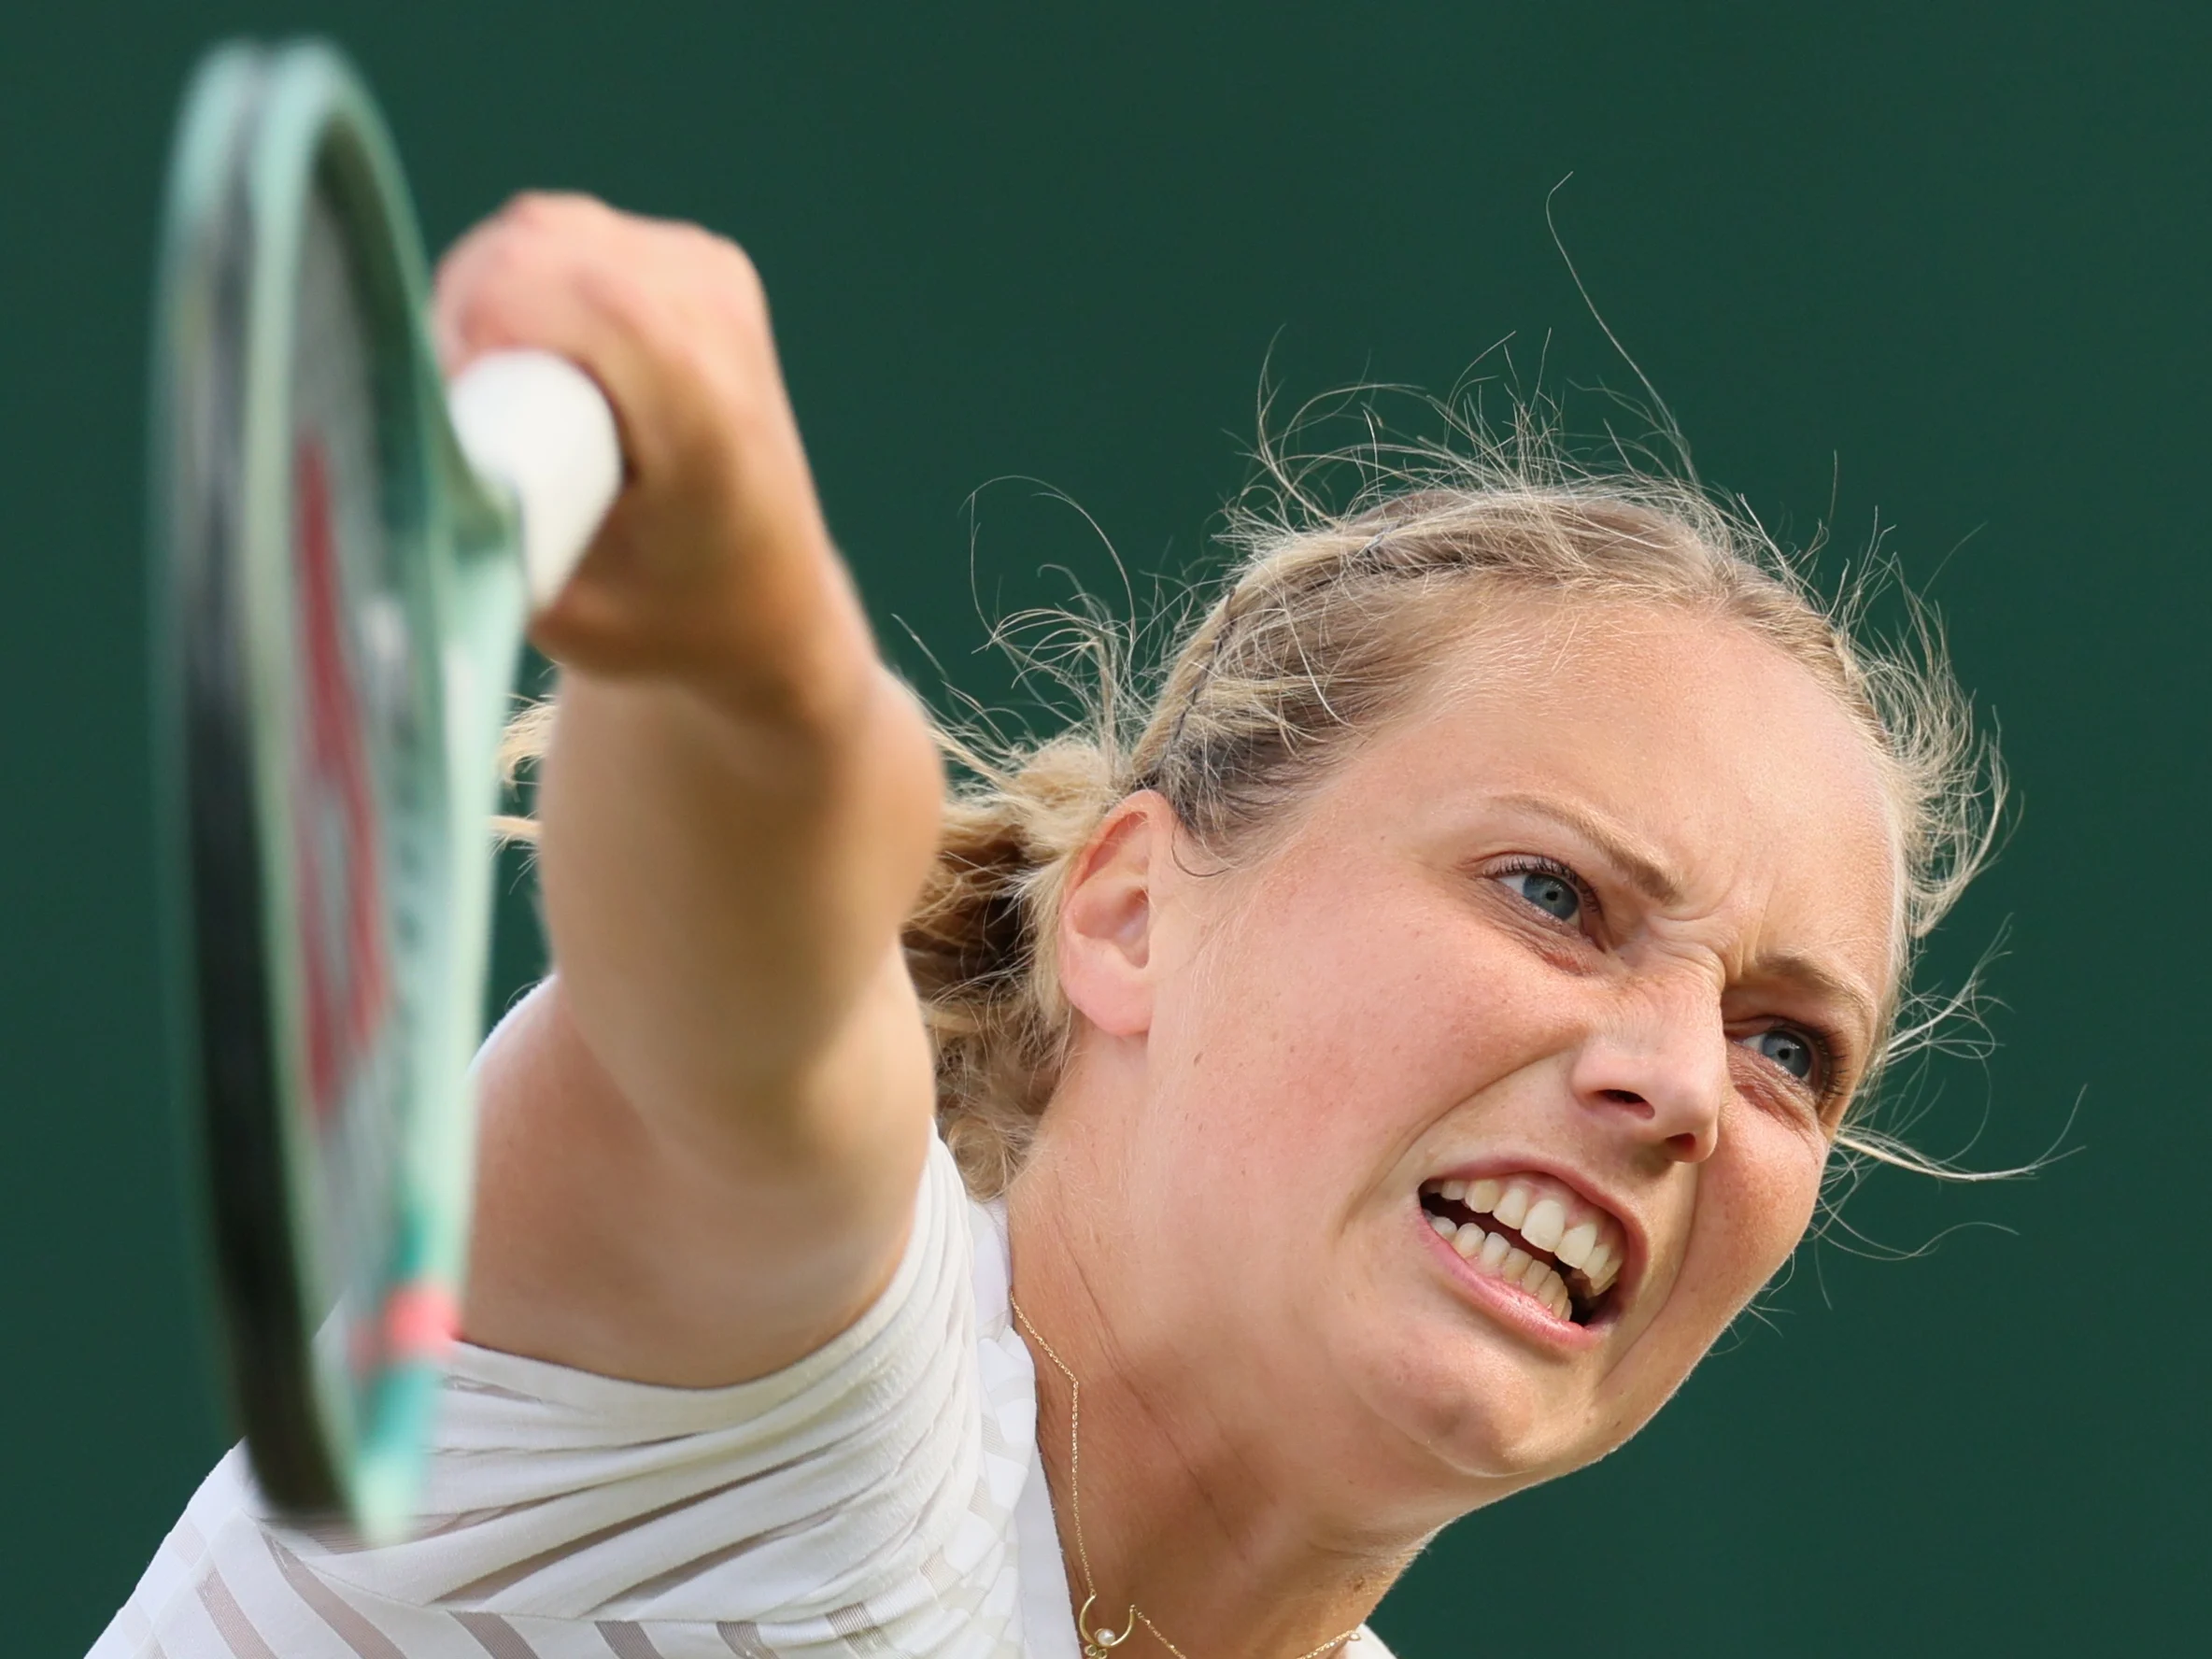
[1419,1173,1627,1326]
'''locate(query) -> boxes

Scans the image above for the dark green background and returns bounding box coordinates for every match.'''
[4,3,2202,1650]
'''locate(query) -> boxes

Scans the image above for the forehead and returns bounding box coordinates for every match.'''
[1324,599,1901,988]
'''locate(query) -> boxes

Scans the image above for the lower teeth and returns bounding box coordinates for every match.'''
[1427,1206,1581,1321]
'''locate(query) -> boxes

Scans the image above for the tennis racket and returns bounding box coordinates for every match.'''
[150,39,620,1542]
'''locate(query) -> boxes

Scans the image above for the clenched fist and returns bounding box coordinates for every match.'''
[435,193,867,719]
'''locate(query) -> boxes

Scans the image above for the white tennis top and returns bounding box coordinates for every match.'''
[92,1135,1396,1658]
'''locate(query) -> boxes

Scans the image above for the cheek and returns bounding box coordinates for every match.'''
[1165,874,1522,1163]
[1678,1113,1828,1321]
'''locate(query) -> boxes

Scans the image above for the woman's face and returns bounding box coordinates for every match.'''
[1058,600,1900,1527]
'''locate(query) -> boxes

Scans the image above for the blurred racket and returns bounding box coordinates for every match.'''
[151,39,619,1541]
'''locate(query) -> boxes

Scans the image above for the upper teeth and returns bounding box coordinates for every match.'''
[1421,1172,1627,1320]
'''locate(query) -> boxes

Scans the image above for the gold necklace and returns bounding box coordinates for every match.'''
[1010,1298,1366,1659]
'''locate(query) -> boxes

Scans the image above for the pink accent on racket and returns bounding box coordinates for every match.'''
[380,1284,461,1364]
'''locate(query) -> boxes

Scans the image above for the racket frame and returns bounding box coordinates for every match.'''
[154,39,529,1539]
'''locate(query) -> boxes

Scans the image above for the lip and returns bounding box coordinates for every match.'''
[1416,1209,1605,1352]
[1413,1154,1648,1343]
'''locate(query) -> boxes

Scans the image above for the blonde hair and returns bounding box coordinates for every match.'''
[504,415,2004,1201]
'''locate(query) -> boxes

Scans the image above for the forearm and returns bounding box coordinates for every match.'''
[534,650,944,1151]
[442,194,949,1382]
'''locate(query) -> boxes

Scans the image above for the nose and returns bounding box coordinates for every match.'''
[1567,976,1728,1164]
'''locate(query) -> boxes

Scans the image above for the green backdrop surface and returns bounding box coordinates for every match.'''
[3,4,2204,1651]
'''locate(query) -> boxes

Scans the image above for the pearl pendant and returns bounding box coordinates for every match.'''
[1079,1593,1138,1657]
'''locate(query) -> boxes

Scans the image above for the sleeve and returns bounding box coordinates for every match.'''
[92,1133,1028,1657]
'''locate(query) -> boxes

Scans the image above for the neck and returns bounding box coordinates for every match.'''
[1007,1157,1414,1659]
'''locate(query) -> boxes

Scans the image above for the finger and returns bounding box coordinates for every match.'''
[432,193,621,373]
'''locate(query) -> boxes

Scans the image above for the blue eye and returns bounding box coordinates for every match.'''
[1747,1027,1817,1083]
[1501,867,1581,924]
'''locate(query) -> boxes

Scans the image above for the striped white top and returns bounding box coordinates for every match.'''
[91,1136,1395,1657]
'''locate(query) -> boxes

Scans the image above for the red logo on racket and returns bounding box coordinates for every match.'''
[291,439,393,1120]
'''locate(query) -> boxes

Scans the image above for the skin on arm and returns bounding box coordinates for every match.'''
[437,194,945,1387]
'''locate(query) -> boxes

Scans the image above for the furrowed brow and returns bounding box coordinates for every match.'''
[1755,951,1883,1057]
[1490,792,1883,1058]
[1491,791,1685,906]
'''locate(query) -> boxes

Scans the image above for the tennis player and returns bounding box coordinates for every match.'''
[96,193,1997,1657]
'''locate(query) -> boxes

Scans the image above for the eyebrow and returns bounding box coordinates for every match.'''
[1752,952,1883,1056]
[1490,791,1686,905]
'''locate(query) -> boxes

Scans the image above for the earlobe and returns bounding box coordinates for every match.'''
[1056,795,1169,1038]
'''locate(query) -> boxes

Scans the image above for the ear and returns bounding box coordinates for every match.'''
[1056,792,1177,1038]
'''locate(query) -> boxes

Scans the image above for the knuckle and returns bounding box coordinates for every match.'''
[730,258,771,323]
[713,234,764,292]
[668,221,765,296]
[501,188,589,228]
[495,191,555,234]
[702,239,772,333]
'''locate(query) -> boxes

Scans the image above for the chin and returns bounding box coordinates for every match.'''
[1324,1287,1649,1510]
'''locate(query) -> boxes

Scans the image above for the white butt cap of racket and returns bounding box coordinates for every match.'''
[449,350,623,610]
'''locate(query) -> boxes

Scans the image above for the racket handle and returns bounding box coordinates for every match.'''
[449,350,623,609]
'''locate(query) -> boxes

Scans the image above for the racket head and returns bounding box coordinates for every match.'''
[153,39,517,1540]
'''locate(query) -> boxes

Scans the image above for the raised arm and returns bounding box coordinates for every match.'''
[438,195,945,1386]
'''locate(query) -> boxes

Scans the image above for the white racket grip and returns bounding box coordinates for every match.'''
[449,350,623,609]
